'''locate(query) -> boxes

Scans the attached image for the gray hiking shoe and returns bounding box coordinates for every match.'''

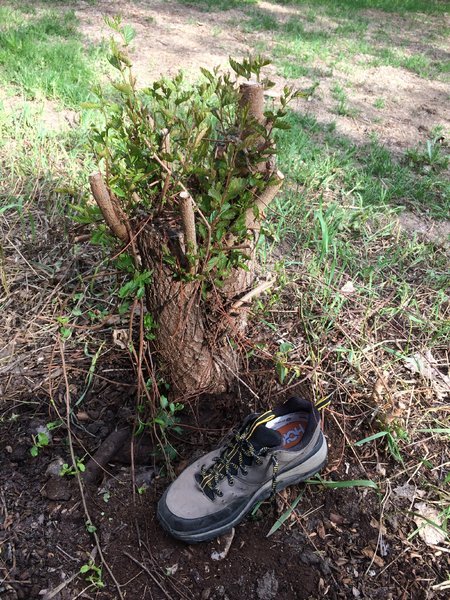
[157,397,327,543]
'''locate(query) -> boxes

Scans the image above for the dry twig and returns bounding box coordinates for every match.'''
[59,339,125,600]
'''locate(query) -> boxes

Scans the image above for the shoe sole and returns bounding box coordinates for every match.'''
[158,435,328,543]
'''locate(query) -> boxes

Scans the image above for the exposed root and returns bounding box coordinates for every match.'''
[82,427,131,485]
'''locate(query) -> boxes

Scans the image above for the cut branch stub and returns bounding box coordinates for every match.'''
[239,82,267,174]
[179,191,197,273]
[160,128,171,170]
[89,172,129,242]
[245,170,284,231]
[239,82,265,124]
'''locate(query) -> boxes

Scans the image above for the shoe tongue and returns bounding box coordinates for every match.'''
[244,412,281,450]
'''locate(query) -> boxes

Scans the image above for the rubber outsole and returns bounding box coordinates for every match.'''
[157,439,328,543]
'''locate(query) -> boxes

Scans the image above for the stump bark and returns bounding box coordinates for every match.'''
[138,221,253,397]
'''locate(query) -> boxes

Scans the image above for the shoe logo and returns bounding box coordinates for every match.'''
[282,425,305,447]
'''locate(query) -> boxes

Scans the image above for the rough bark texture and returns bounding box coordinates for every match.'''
[138,222,245,397]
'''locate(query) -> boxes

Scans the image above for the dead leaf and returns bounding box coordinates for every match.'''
[317,520,326,539]
[112,329,129,350]
[2,513,14,530]
[369,518,386,535]
[361,547,385,568]
[413,502,446,546]
[330,512,344,525]
[340,281,356,295]
[404,350,450,401]
[393,483,425,502]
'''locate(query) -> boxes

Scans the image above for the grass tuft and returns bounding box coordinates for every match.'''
[0,8,105,107]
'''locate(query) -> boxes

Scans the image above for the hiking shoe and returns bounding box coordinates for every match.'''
[157,397,327,543]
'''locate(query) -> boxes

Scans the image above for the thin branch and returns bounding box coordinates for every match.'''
[160,128,171,170]
[123,552,173,600]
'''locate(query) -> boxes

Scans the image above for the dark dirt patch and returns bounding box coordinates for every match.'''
[1,384,448,599]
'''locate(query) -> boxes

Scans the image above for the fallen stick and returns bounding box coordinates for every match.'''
[41,572,79,600]
[123,552,173,600]
[231,274,277,311]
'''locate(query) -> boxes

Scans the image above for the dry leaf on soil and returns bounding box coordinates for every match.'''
[413,502,446,546]
[404,350,450,400]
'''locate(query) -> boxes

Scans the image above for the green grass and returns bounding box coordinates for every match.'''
[260,109,449,422]
[242,3,449,81]
[273,0,449,14]
[276,112,449,220]
[0,7,105,107]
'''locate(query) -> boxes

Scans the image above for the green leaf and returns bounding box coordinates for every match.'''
[30,446,38,457]
[37,432,49,446]
[86,522,97,533]
[226,178,247,201]
[267,491,304,537]
[229,57,247,78]
[80,565,91,574]
[305,477,379,490]
[122,24,136,45]
[279,342,293,354]
[354,431,389,446]
[60,327,73,340]
[200,67,214,83]
[276,362,288,384]
[112,82,133,95]
[417,428,450,435]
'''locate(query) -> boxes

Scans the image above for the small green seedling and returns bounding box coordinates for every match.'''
[80,561,105,589]
[275,341,300,384]
[355,425,408,463]
[85,520,97,534]
[30,432,49,457]
[60,458,86,476]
